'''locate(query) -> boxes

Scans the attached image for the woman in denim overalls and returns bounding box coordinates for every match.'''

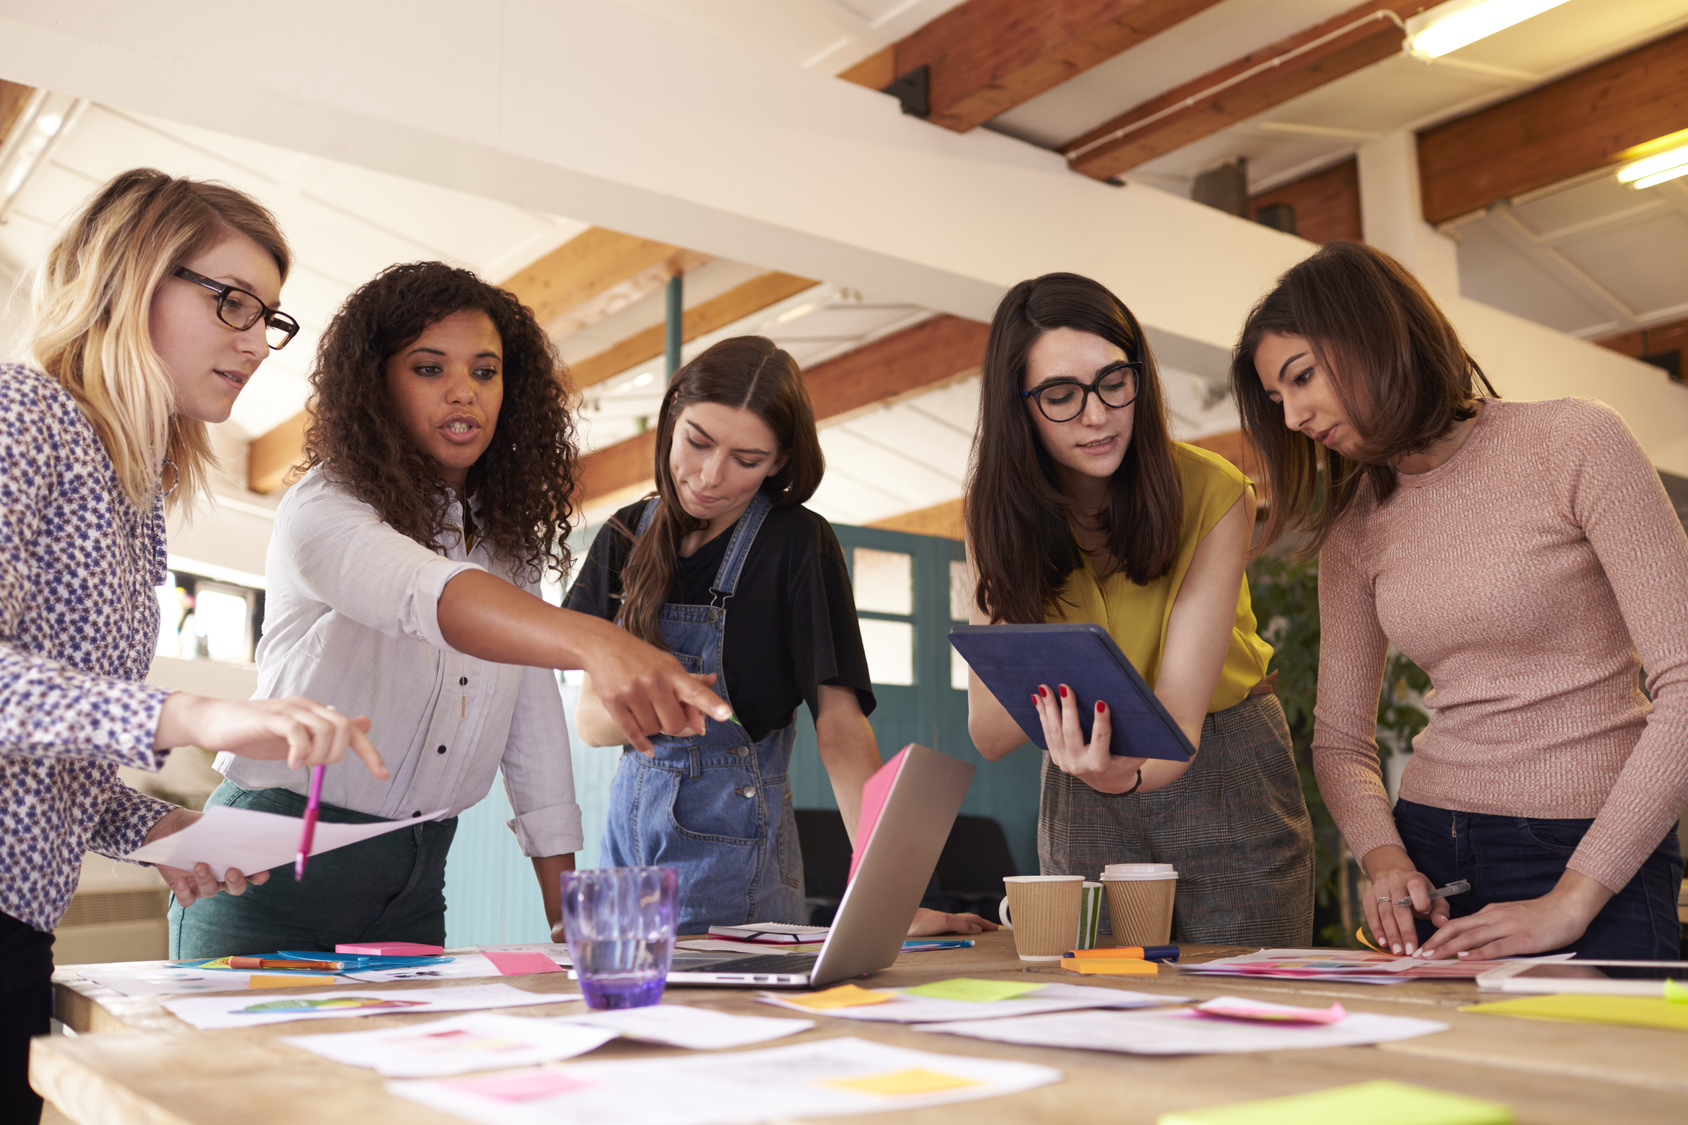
[569,338,884,932]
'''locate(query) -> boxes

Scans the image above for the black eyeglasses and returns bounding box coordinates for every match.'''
[1021,361,1141,423]
[172,266,300,350]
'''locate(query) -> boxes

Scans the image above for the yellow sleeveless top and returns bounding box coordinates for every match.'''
[1047,443,1273,714]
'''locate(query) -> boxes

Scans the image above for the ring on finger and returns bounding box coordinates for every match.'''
[1375,895,1392,903]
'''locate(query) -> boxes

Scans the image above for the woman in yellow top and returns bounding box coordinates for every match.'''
[964,273,1313,945]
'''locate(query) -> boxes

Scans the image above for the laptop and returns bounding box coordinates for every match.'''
[662,743,974,989]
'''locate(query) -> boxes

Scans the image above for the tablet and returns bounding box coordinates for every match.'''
[949,623,1193,762]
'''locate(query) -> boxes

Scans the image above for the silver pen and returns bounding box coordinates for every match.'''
[1395,878,1470,907]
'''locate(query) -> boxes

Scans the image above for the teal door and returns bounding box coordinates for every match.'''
[787,523,1041,875]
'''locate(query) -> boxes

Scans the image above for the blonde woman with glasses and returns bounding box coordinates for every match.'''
[0,168,386,1125]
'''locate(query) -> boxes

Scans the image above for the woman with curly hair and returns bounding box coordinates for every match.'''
[171,261,727,957]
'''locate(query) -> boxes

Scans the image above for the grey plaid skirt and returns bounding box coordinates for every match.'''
[1038,692,1314,946]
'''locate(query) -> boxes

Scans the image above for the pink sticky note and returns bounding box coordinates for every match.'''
[335,941,444,956]
[483,950,565,976]
[443,1070,591,1102]
[1194,997,1347,1024]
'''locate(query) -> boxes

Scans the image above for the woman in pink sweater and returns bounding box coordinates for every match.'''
[1231,241,1687,961]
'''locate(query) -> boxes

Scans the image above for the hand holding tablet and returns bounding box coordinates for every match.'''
[949,624,1194,763]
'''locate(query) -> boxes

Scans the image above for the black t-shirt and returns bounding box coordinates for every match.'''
[564,499,876,741]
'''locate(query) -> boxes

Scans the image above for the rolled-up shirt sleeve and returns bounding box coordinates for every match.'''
[87,780,176,860]
[499,666,583,857]
[277,475,484,651]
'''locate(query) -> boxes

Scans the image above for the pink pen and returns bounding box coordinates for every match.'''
[295,765,324,881]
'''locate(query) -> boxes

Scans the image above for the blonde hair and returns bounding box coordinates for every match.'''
[28,168,290,509]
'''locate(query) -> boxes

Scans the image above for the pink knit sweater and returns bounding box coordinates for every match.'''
[1312,397,1688,893]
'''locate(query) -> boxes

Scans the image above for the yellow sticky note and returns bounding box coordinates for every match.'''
[1663,978,1688,1004]
[1460,994,1688,1031]
[1157,1080,1511,1125]
[248,974,338,989]
[823,1069,983,1097]
[1062,956,1157,976]
[902,978,1045,1002]
[781,983,894,1010]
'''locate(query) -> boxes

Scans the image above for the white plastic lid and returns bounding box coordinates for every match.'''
[1101,863,1178,880]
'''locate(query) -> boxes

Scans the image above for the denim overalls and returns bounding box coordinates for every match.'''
[598,492,805,931]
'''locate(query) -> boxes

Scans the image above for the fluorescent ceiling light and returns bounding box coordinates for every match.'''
[1618,145,1688,190]
[1406,0,1572,59]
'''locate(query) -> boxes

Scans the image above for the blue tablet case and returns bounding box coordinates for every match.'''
[949,623,1193,762]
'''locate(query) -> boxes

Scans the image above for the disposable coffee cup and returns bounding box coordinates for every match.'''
[1100,863,1177,946]
[998,875,1084,961]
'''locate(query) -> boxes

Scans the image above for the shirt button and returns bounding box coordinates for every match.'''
[115,733,135,748]
[412,810,422,818]
[437,745,447,754]
[459,677,467,686]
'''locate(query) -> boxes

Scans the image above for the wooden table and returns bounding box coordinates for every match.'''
[34,935,1687,1124]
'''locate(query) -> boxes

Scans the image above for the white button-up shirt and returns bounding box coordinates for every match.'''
[216,467,582,858]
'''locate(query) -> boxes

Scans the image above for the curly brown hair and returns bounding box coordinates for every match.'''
[301,261,579,583]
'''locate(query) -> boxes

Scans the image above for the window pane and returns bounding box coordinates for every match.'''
[948,559,971,622]
[858,618,914,686]
[852,548,912,616]
[951,647,970,692]
[194,587,252,664]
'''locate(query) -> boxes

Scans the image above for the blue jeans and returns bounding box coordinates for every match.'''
[1393,796,1683,959]
[169,780,458,959]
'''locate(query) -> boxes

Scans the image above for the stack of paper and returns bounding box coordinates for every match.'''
[163,983,574,1030]
[761,978,1186,1023]
[389,1036,1060,1125]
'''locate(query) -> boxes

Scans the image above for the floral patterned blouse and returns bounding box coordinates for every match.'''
[0,363,175,933]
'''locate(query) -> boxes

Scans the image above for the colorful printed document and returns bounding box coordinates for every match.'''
[561,1004,814,1049]
[1460,994,1688,1031]
[66,964,346,999]
[163,983,575,1030]
[921,1006,1447,1054]
[388,1035,1061,1125]
[1155,1079,1513,1125]
[282,1013,618,1077]
[344,954,505,984]
[760,983,1184,1023]
[125,805,449,877]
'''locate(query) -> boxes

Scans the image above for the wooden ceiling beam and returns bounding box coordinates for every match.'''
[1247,158,1362,245]
[579,314,989,504]
[1062,1,1430,181]
[1418,28,1688,226]
[842,0,1226,134]
[568,272,818,390]
[0,80,36,144]
[246,409,309,496]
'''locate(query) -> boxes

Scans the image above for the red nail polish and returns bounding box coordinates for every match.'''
[1058,685,1068,699]
[1096,701,1105,714]
[1031,694,1040,705]
[1039,685,1049,698]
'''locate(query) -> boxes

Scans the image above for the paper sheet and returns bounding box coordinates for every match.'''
[67,964,349,998]
[1181,949,1574,984]
[344,954,505,983]
[163,983,576,1029]
[388,1035,1061,1125]
[761,983,1184,1023]
[282,1013,618,1077]
[920,1006,1447,1054]
[1157,1079,1513,1125]
[561,1004,814,1049]
[1460,994,1688,1031]
[124,805,450,876]
[480,943,574,967]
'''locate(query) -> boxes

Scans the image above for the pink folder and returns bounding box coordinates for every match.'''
[847,746,911,884]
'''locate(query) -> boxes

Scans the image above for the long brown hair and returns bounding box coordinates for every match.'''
[30,167,290,509]
[614,336,824,648]
[1230,241,1498,555]
[966,273,1184,624]
[302,261,579,584]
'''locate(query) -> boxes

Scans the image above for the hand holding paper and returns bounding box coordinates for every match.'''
[127,804,448,877]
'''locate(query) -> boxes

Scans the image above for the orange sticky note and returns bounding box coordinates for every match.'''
[247,974,338,989]
[823,1068,982,1096]
[1061,957,1156,976]
[781,983,895,1010]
